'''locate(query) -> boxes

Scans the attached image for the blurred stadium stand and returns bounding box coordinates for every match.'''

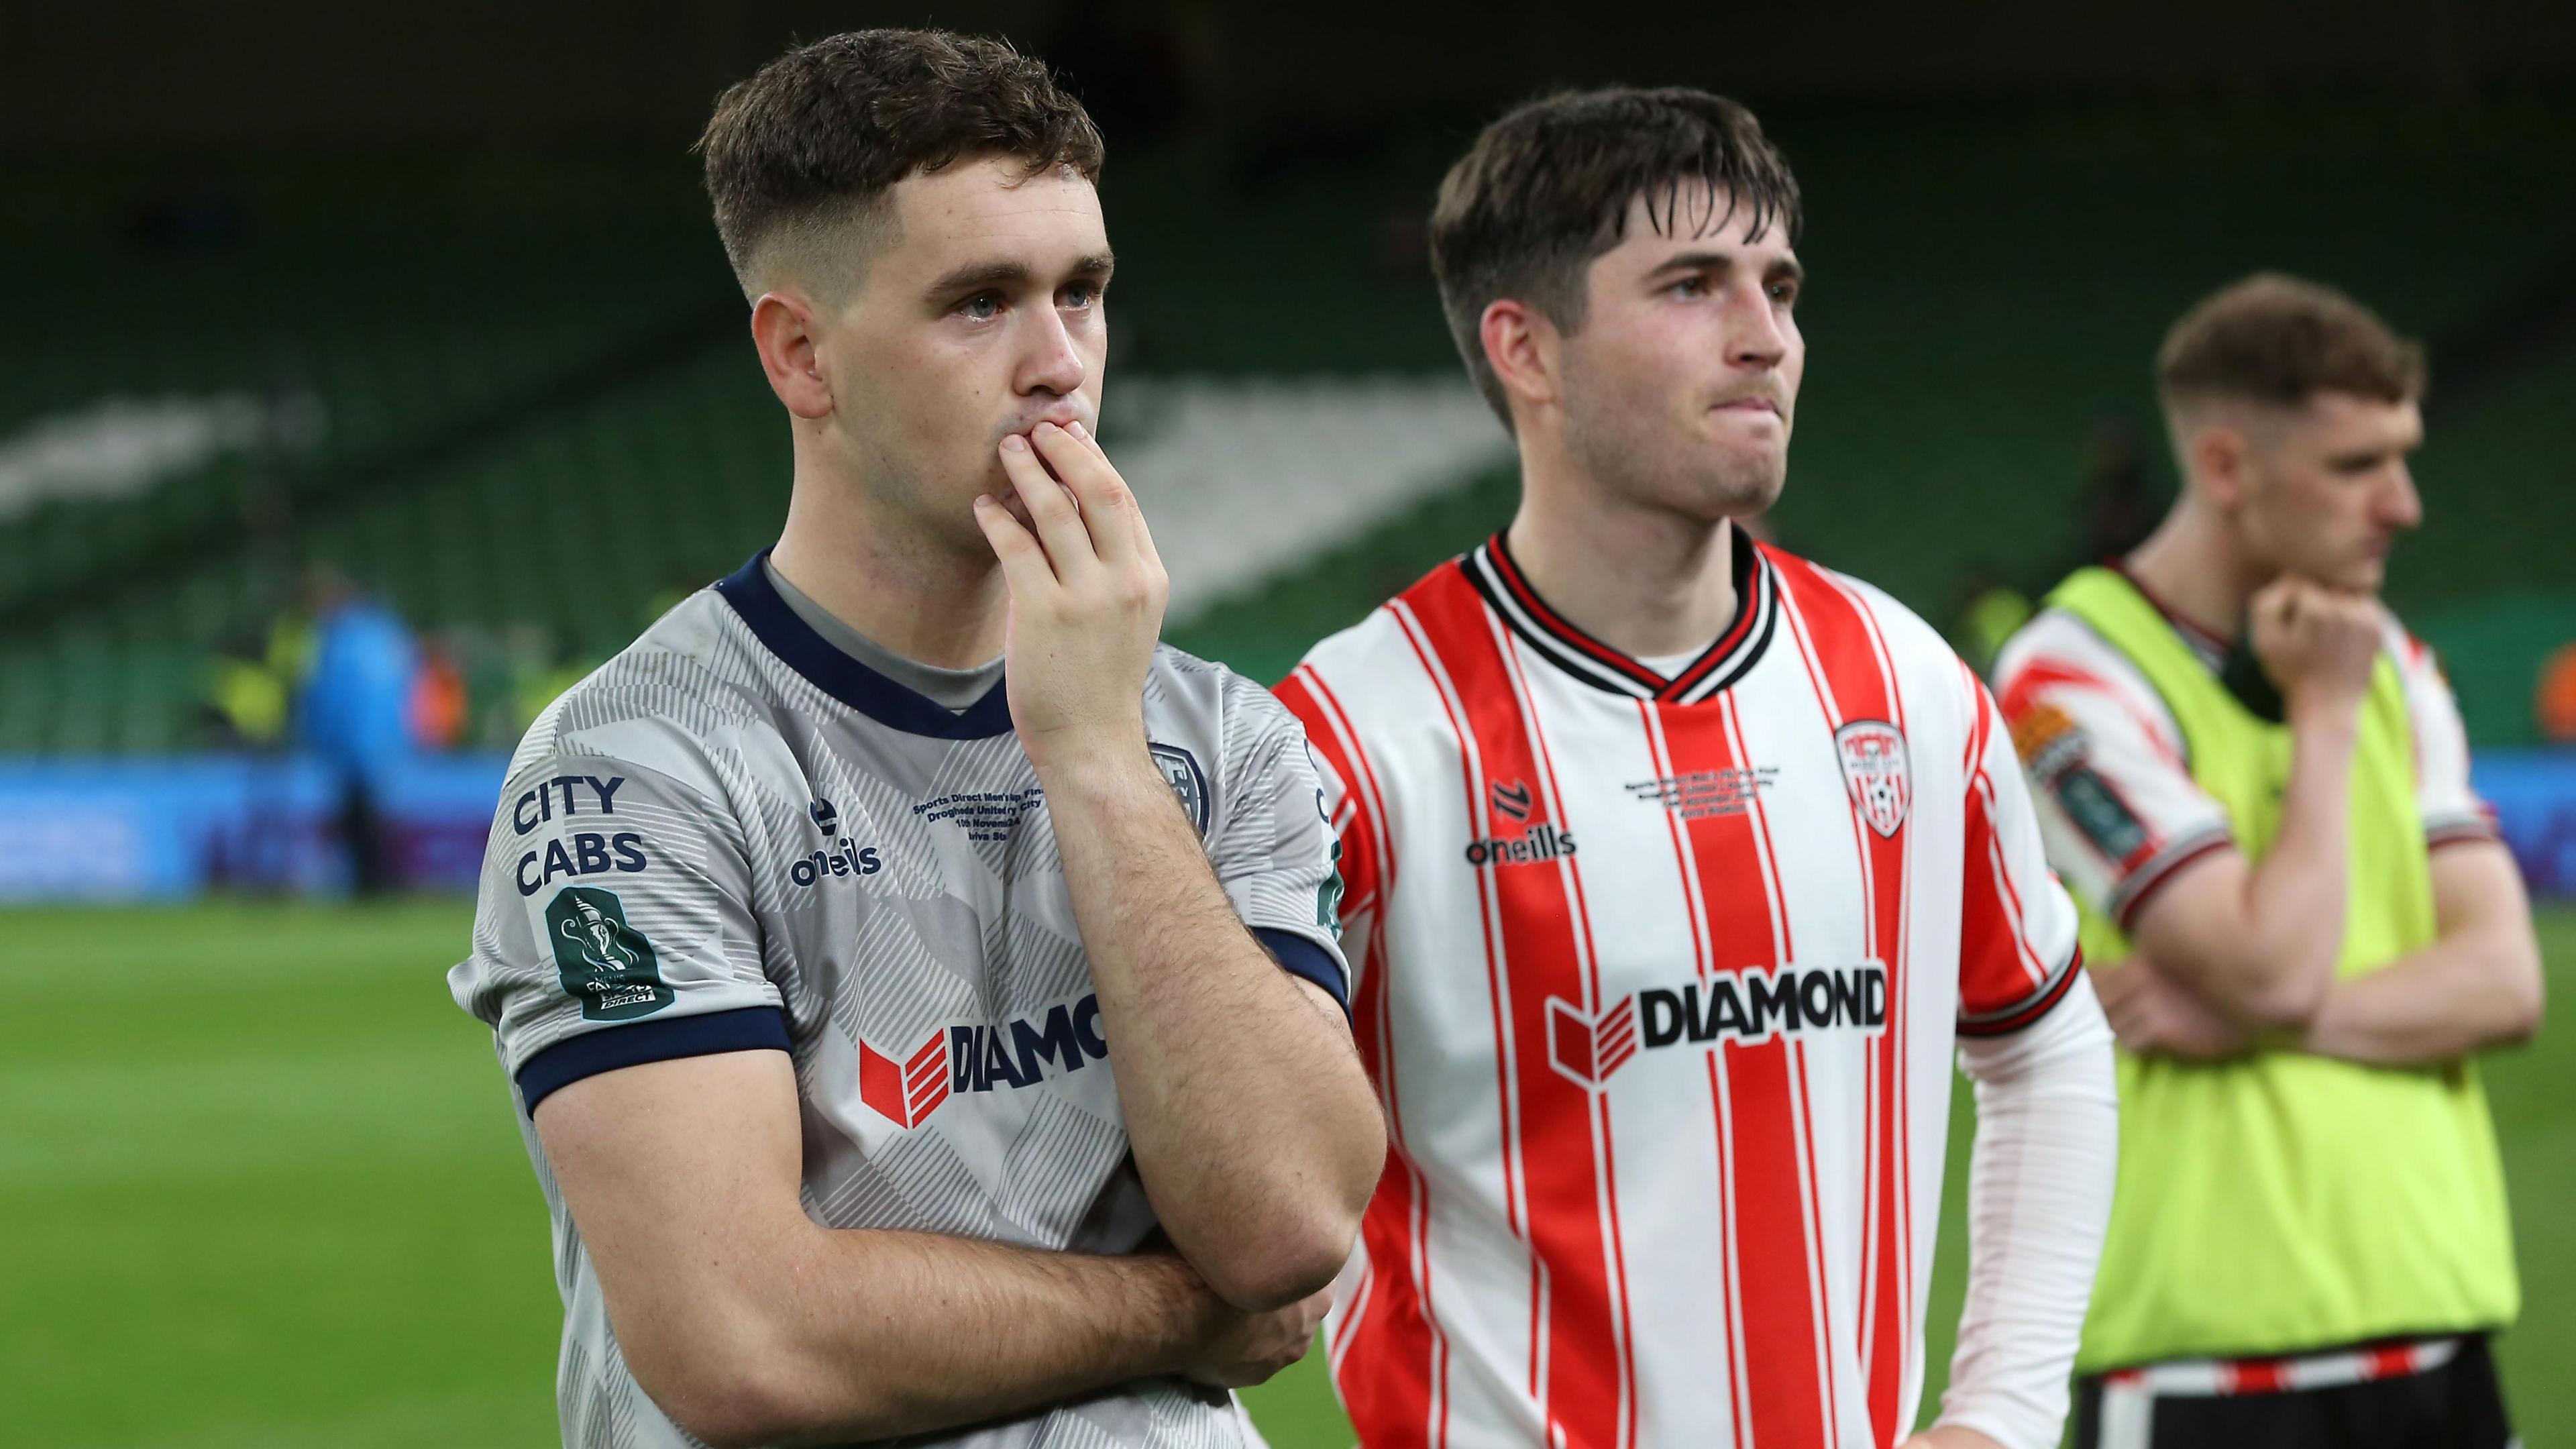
[2,9,2572,896]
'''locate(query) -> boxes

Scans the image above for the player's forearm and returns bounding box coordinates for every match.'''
[1940,981,2118,1449]
[2201,705,2358,1028]
[663,1230,1214,1447]
[1042,743,1381,1309]
[2299,926,2544,1067]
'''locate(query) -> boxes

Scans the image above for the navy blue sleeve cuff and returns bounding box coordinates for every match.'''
[517,1005,792,1116]
[1254,927,1351,1022]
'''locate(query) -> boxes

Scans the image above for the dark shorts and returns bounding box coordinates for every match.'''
[2073,1334,2513,1449]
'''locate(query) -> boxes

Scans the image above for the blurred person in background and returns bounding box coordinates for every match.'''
[2538,641,2576,743]
[299,564,417,896]
[202,586,317,752]
[1993,274,2543,1448]
[407,635,468,751]
[203,626,295,750]
[1278,87,2116,1449]
[449,29,1378,1449]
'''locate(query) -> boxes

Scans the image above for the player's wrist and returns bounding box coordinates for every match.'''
[1116,1251,1231,1377]
[1029,729,1160,799]
[2284,688,2365,739]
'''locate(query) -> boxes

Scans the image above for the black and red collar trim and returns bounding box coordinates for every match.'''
[1462,526,1776,703]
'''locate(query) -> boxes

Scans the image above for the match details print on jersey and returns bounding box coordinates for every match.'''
[1278,529,2082,1449]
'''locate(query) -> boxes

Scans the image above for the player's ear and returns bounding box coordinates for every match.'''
[751,290,835,421]
[1481,297,1560,422]
[2191,421,2251,509]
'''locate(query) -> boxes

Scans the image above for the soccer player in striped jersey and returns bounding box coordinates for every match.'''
[447,31,1381,1448]
[1275,89,2117,1449]
[1994,276,2537,1447]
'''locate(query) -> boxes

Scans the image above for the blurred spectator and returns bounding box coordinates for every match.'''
[201,608,312,750]
[205,649,289,749]
[409,638,469,751]
[298,566,417,896]
[2542,641,2576,743]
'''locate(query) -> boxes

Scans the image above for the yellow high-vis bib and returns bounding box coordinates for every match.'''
[2046,568,2517,1373]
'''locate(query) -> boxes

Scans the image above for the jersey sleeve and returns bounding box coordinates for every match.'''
[2391,627,2500,849]
[1994,623,2234,930]
[1208,678,1356,1016]
[1272,665,1385,991]
[1957,669,2086,1036]
[449,750,785,1115]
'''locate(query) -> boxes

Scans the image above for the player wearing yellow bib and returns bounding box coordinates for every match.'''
[1993,274,2544,1449]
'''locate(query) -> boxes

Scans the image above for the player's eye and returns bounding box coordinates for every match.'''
[1669,275,1709,299]
[1768,280,1801,307]
[958,292,1003,321]
[1061,281,1099,310]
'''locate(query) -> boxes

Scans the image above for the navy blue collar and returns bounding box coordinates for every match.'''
[714,550,1018,740]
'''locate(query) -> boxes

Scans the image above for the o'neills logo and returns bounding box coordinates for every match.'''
[1547,963,1887,1088]
[1465,822,1576,867]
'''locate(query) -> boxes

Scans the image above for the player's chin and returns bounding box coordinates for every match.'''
[1699,444,1787,510]
[1661,465,1782,523]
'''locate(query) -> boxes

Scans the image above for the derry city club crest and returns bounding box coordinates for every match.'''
[1833,720,1911,839]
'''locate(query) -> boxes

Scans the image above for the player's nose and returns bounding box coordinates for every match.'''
[1727,284,1790,369]
[2381,464,2424,531]
[1016,307,1088,399]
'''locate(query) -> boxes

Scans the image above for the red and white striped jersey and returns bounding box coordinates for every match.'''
[1277,528,2083,1449]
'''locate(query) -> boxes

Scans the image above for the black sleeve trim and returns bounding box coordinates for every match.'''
[517,1006,791,1117]
[1957,945,2086,1038]
[2110,830,2236,932]
[2425,818,2503,851]
[1254,926,1352,1022]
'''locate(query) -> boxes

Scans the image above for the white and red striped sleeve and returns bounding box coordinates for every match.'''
[2387,623,2500,849]
[1992,610,2234,933]
[1273,663,1385,989]
[1957,664,2086,1036]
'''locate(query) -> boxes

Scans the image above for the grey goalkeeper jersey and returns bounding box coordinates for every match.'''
[449,552,1348,1449]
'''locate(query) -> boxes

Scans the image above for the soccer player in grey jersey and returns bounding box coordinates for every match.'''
[447,30,1383,1448]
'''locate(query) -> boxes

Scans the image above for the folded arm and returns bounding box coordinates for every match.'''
[2297,840,2544,1067]
[979,420,1382,1312]
[2125,704,2357,1032]
[533,1049,1311,1448]
[1044,748,1385,1309]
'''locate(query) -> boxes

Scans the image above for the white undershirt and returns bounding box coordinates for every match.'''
[1638,645,1713,680]
[1939,972,2121,1448]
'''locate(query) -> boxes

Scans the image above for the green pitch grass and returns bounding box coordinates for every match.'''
[3,901,2571,1446]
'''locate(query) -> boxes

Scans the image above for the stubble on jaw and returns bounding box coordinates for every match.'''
[1561,380,1787,523]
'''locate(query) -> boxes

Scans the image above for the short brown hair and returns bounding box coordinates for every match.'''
[2156,272,2426,413]
[1429,87,1802,425]
[697,29,1104,295]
